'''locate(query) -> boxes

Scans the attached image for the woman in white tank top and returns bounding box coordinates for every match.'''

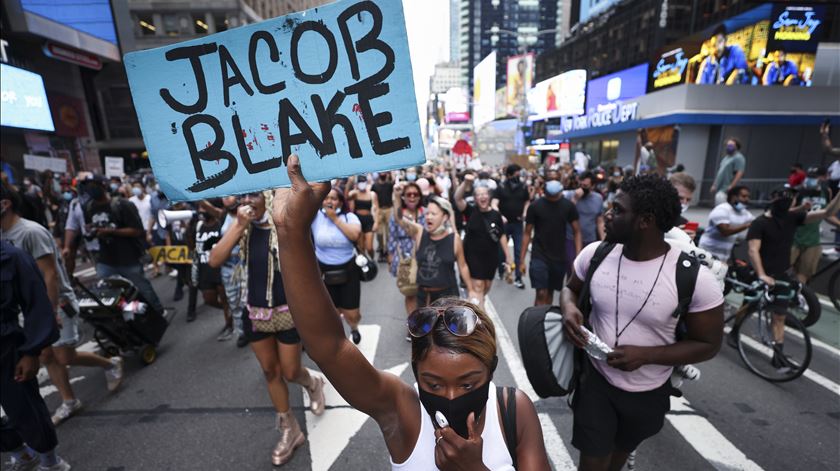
[271,156,551,470]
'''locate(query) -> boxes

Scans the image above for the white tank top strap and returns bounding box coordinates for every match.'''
[390,382,515,470]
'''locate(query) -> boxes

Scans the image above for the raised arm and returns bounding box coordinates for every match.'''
[454,173,474,212]
[272,155,412,423]
[208,205,251,268]
[804,190,840,224]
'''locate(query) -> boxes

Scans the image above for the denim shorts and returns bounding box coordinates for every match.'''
[528,256,566,291]
[53,305,81,348]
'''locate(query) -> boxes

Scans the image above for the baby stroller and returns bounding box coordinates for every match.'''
[75,276,175,365]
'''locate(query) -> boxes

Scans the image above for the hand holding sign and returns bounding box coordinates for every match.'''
[126,0,423,201]
[271,154,331,238]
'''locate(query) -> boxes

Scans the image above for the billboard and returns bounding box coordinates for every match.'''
[527,69,586,119]
[442,87,469,124]
[652,4,822,90]
[0,63,55,132]
[580,0,622,24]
[506,53,534,116]
[21,0,117,45]
[585,63,648,114]
[472,51,497,130]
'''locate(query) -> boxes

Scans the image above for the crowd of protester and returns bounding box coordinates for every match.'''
[2,123,839,469]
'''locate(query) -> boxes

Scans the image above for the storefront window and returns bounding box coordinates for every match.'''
[599,139,619,167]
[136,14,156,36]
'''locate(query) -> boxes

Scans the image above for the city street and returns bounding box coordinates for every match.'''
[26,260,840,470]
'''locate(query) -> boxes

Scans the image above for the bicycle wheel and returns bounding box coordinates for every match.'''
[829,269,840,312]
[786,284,820,328]
[736,308,811,382]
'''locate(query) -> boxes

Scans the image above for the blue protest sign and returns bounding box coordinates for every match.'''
[125,0,423,201]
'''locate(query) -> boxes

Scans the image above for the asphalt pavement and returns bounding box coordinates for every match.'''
[5,255,840,470]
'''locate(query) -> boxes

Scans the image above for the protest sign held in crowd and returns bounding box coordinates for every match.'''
[125,0,424,201]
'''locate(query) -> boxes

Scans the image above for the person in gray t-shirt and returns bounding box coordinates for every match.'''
[1,182,123,424]
[710,138,746,206]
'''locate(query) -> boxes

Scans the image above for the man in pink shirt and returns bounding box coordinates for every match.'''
[561,174,724,471]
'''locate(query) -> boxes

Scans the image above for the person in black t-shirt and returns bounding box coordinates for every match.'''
[371,172,394,262]
[455,175,513,308]
[81,176,163,314]
[493,164,533,289]
[746,186,840,371]
[521,170,581,306]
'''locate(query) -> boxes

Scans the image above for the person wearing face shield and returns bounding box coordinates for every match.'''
[746,186,840,372]
[271,155,550,470]
[710,138,746,206]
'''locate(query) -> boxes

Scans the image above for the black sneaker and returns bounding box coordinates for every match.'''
[771,344,795,374]
[726,330,739,349]
[186,311,196,322]
[236,335,249,348]
[514,279,525,289]
[377,253,387,263]
[351,329,361,345]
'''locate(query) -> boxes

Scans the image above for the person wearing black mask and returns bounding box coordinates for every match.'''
[82,176,164,315]
[494,164,533,289]
[270,155,550,469]
[746,186,840,372]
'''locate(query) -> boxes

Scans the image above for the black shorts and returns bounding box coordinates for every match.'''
[358,214,374,233]
[319,260,361,310]
[417,285,460,307]
[529,256,566,291]
[241,307,301,344]
[465,246,500,281]
[572,360,671,456]
[197,263,222,290]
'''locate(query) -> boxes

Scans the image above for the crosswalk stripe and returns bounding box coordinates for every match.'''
[667,397,764,471]
[39,376,87,399]
[485,297,577,470]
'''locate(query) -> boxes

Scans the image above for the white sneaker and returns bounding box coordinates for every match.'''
[6,454,39,471]
[38,458,71,471]
[168,269,178,278]
[105,357,124,392]
[51,399,82,425]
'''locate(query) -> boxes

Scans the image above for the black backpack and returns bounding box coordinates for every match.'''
[518,242,699,398]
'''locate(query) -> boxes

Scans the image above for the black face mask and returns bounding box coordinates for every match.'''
[417,380,490,439]
[770,197,792,217]
[582,187,591,196]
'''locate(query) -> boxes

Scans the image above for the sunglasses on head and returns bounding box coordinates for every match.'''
[407,306,482,338]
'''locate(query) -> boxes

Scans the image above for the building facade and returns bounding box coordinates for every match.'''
[459,0,560,94]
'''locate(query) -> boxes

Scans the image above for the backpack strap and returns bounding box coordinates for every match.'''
[576,241,616,322]
[673,251,700,319]
[497,386,518,469]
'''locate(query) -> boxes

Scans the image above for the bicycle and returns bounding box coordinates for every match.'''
[724,276,812,382]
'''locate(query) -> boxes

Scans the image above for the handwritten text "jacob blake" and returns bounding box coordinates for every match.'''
[157,1,411,192]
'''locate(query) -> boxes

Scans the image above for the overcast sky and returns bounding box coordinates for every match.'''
[403,0,450,140]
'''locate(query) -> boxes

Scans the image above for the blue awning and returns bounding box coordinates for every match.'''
[556,113,839,140]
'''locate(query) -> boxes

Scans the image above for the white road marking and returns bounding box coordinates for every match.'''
[784,325,840,358]
[725,326,840,397]
[74,267,96,278]
[668,397,764,471]
[39,376,86,399]
[304,325,410,471]
[485,297,577,471]
[37,341,101,386]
